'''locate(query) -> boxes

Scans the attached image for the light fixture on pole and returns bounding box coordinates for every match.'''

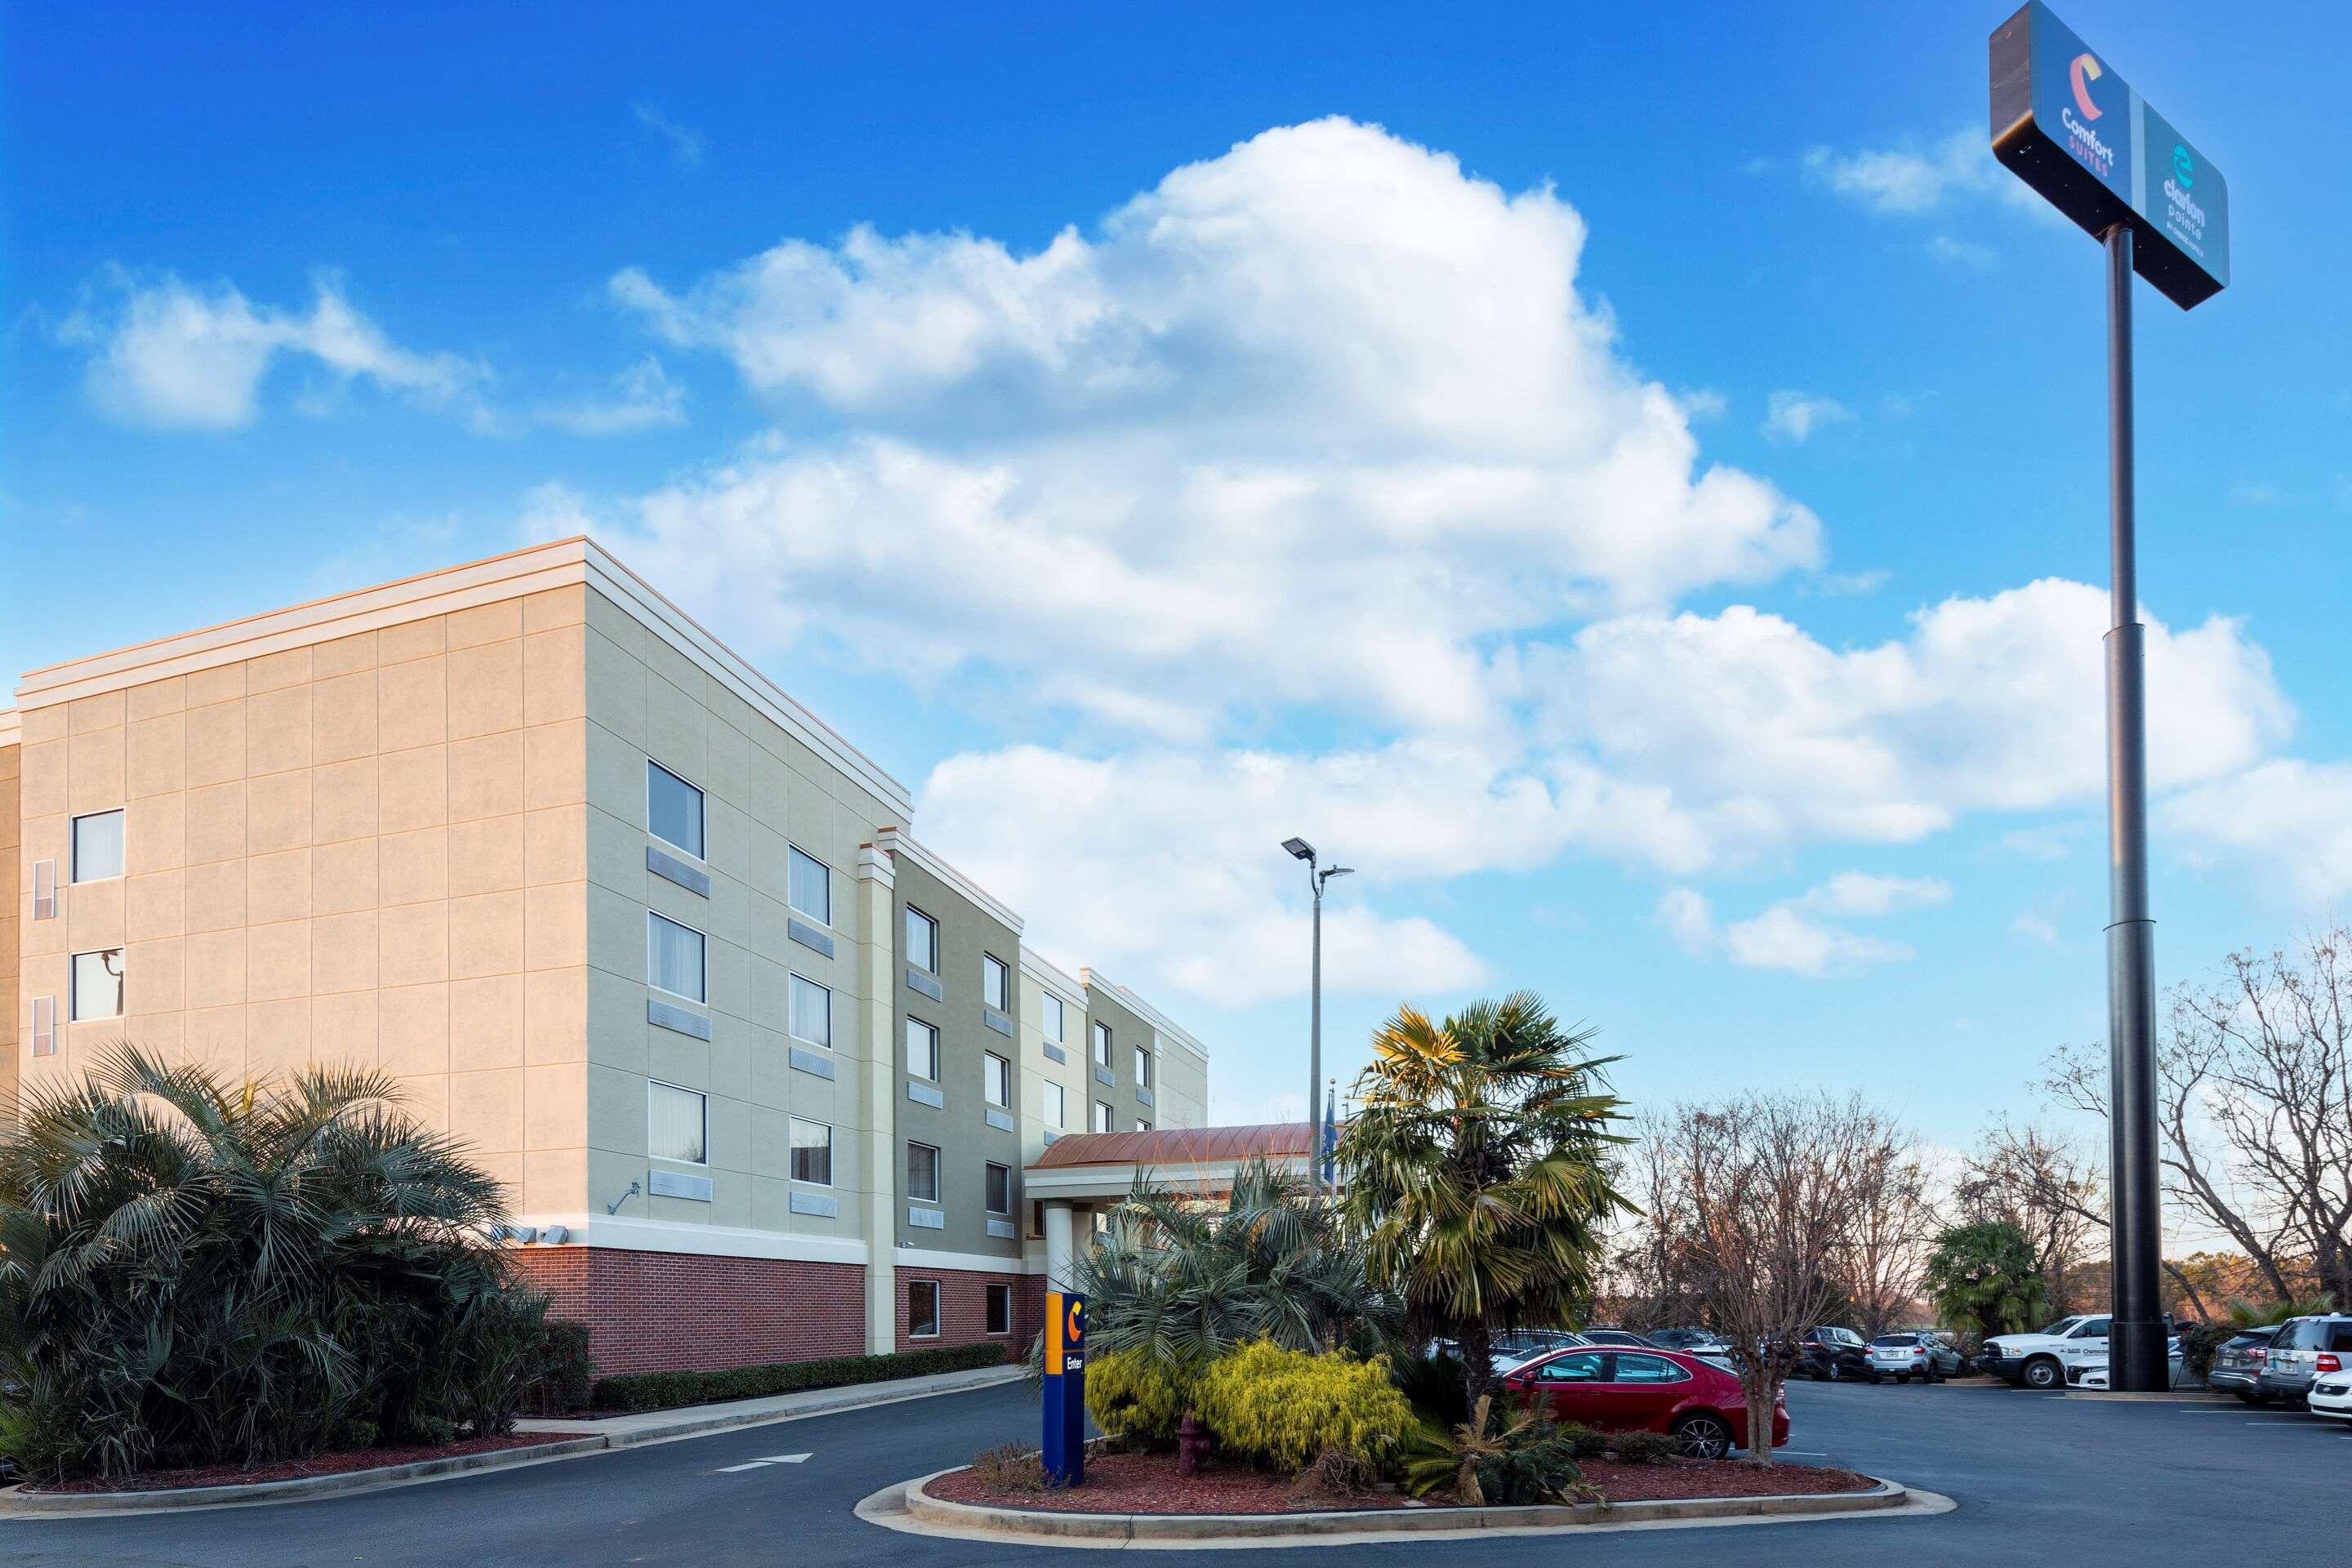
[1282,837,1352,1194]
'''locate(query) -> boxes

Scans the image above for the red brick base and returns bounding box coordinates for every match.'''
[894,1263,1043,1356]
[511,1247,867,1378]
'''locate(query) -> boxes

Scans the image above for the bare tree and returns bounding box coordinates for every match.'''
[1659,1094,1881,1468]
[1604,1116,1709,1330]
[1840,1113,1938,1336]
[2051,927,2352,1307]
[1957,1122,2105,1316]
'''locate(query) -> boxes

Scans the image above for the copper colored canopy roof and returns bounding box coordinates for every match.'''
[1030,1122,1317,1169]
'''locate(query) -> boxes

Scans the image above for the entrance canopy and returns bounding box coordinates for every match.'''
[1022,1122,1322,1203]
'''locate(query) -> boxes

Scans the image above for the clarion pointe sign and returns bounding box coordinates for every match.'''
[1989,2,2230,1392]
[1990,1,2230,307]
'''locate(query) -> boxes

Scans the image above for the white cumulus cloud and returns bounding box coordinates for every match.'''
[1661,872,1950,978]
[60,267,485,430]
[1762,390,1854,444]
[2163,760,2352,904]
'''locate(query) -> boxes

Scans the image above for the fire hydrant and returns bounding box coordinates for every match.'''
[1176,1414,1209,1477]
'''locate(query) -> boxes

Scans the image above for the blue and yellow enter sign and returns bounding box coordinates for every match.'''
[1043,1290,1086,1485]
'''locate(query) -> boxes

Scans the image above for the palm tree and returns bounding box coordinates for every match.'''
[0,1042,533,1482]
[1074,1157,1397,1374]
[1336,991,1631,1410]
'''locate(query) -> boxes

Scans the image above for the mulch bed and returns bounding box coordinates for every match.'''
[929,1450,1877,1514]
[25,1432,573,1494]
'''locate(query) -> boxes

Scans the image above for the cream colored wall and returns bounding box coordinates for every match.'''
[576,586,901,1245]
[11,589,590,1214]
[1,739,19,1116]
[1017,964,1085,1167]
[1156,1040,1208,1130]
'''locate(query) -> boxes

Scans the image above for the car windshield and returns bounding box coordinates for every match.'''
[2037,1317,2083,1337]
[1872,1334,1919,1347]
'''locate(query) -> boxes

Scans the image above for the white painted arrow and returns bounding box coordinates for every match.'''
[717,1453,813,1472]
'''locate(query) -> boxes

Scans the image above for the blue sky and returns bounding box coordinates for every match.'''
[7,1,2350,1171]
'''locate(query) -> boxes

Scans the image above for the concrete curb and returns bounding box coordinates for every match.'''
[0,1437,610,1515]
[520,1363,1027,1449]
[898,1467,1918,1543]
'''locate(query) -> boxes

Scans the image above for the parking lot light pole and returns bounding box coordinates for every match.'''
[1282,837,1352,1195]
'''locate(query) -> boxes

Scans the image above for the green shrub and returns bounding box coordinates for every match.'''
[1195,1341,1412,1472]
[1083,1346,1196,1446]
[1403,1395,1594,1506]
[1556,1421,1608,1459]
[523,1321,595,1415]
[1389,1348,1469,1428]
[1609,1430,1677,1465]
[586,1343,1008,1413]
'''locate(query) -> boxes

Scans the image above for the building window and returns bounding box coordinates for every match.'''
[1092,1209,1111,1237]
[647,912,706,1002]
[71,949,125,1021]
[789,974,832,1049]
[983,1052,1010,1108]
[1041,1080,1066,1129]
[648,1082,707,1164]
[905,906,938,973]
[907,1142,941,1203]
[982,953,1009,1011]
[1093,1021,1111,1067]
[986,1161,1012,1214]
[908,1280,941,1339]
[906,1018,939,1080]
[1134,1047,1152,1090]
[1040,991,1065,1042]
[1029,1199,1045,1238]
[1136,1119,1152,1134]
[986,1282,1012,1335]
[1094,1101,1113,1134]
[647,761,705,859]
[787,844,831,926]
[71,810,125,883]
[790,1118,833,1185]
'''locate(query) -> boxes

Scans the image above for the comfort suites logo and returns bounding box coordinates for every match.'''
[2068,51,2105,119]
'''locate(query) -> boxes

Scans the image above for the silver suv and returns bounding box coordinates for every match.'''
[2256,1314,2352,1404]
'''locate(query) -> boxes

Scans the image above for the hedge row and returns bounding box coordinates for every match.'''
[588,1342,1013,1413]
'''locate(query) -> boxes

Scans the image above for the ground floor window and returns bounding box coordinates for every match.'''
[908,1279,941,1339]
[986,1282,1012,1335]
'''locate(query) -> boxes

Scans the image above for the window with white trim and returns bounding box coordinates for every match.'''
[1093,1020,1111,1066]
[985,1161,1013,1214]
[648,1082,707,1164]
[908,1279,941,1339]
[983,1051,1010,1108]
[906,1017,939,1080]
[1041,1080,1066,1129]
[907,1142,941,1203]
[789,1118,833,1185]
[72,810,124,883]
[986,1282,1012,1335]
[789,974,832,1049]
[1040,991,1065,1042]
[1134,1046,1152,1090]
[647,912,706,1001]
[787,844,831,926]
[647,761,705,858]
[905,906,938,973]
[982,953,1009,1011]
[71,949,125,1021]
[1136,1119,1152,1133]
[1094,1100,1113,1134]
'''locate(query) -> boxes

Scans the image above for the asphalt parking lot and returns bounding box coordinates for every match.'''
[2,1375,2345,1567]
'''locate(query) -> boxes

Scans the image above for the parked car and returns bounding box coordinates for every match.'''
[1429,1328,1588,1369]
[1981,1314,2127,1389]
[2207,1328,2279,1402]
[2255,1314,2352,1405]
[1503,1347,1788,1459]
[1866,1331,1964,1383]
[1789,1325,1878,1382]
[2306,1369,2352,1425]
[1647,1327,1732,1355]
[1577,1328,1661,1349]
[2071,1340,2184,1388]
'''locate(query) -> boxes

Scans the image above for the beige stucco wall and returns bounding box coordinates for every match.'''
[0,737,19,1116]
[576,586,902,1245]
[11,589,590,1213]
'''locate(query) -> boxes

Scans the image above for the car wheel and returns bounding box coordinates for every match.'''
[2023,1357,2062,1390]
[1826,1361,1841,1382]
[1673,1413,1734,1460]
[1923,1362,1939,1384]
[2237,1390,2267,1406]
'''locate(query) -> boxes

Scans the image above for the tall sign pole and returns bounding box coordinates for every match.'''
[1990,2,2230,1392]
[1042,1290,1087,1486]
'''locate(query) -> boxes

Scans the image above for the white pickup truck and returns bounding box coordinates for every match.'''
[1979,1314,2118,1389]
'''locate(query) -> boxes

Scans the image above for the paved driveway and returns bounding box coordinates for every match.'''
[2,1378,2344,1566]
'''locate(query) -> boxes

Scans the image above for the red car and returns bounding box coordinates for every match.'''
[1500,1347,1788,1459]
